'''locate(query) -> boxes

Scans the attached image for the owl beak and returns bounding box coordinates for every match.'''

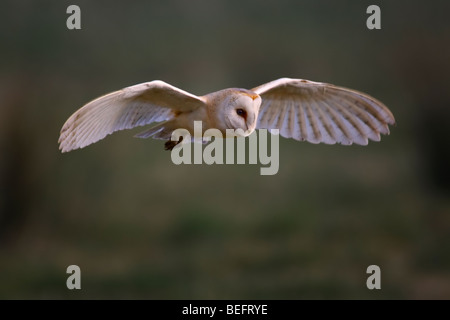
[244,112,256,136]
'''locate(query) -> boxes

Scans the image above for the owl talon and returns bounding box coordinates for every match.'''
[164,136,183,151]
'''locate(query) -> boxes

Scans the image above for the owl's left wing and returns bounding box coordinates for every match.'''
[253,78,395,145]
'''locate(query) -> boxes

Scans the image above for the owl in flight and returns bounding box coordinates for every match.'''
[58,78,395,152]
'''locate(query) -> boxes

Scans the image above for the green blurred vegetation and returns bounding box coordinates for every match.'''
[1,0,450,299]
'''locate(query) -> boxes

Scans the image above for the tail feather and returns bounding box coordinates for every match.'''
[134,122,173,140]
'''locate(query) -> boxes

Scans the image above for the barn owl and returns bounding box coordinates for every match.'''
[58,78,395,152]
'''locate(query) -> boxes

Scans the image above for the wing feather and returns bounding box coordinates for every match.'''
[320,99,353,145]
[304,101,322,143]
[296,101,308,141]
[332,99,369,145]
[281,101,294,138]
[275,103,289,137]
[311,99,336,144]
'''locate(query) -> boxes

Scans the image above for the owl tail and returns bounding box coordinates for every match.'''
[134,121,173,140]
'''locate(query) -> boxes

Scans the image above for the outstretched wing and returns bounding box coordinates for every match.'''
[253,78,395,145]
[58,80,206,152]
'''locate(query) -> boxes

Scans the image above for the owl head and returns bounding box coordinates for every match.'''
[208,88,261,137]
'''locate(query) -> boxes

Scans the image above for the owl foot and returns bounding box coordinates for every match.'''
[164,136,183,151]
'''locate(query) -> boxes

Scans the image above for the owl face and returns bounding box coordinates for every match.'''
[217,90,261,137]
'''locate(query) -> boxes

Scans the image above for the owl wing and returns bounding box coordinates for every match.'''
[58,80,206,152]
[253,78,395,145]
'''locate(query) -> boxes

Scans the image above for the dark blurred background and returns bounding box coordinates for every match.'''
[1,0,449,299]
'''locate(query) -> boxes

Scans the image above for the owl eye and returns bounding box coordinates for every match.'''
[236,108,246,117]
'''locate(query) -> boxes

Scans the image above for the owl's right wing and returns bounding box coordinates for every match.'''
[58,80,206,152]
[253,78,395,145]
